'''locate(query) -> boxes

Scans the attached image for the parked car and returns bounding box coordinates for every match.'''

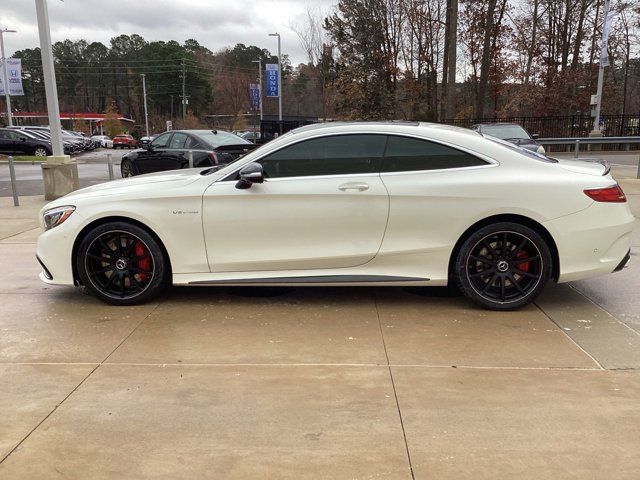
[0,128,51,156]
[238,131,262,143]
[91,135,113,148]
[113,134,138,149]
[138,136,155,148]
[10,126,84,154]
[120,129,256,177]
[471,123,546,155]
[37,122,633,310]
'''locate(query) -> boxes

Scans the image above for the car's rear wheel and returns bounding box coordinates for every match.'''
[121,159,135,178]
[76,222,169,305]
[454,222,552,310]
[33,146,49,157]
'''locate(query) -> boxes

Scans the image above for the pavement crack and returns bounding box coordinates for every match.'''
[374,292,416,480]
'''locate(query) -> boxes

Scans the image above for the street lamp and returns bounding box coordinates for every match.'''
[0,28,16,127]
[268,32,282,134]
[141,74,149,137]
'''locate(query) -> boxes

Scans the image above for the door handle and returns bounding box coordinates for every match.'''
[339,182,369,192]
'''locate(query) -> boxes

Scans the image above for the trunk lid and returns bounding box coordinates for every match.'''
[553,157,610,176]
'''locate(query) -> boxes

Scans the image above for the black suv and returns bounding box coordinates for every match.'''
[120,129,256,177]
[0,128,52,157]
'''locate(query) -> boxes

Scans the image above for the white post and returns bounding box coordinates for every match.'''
[141,73,149,137]
[35,0,64,157]
[0,28,16,127]
[591,0,611,135]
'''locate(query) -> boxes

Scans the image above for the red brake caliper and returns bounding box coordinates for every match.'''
[516,250,530,273]
[135,241,150,282]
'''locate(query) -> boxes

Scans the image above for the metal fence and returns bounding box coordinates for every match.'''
[443,114,640,142]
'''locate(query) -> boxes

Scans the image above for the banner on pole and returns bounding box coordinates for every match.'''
[600,11,615,68]
[249,83,260,110]
[0,58,24,96]
[265,64,279,98]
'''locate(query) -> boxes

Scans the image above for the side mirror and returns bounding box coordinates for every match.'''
[531,133,540,140]
[235,162,264,189]
[146,143,154,151]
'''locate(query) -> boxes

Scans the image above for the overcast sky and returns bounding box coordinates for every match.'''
[1,0,336,65]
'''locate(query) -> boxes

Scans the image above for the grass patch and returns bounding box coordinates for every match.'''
[0,155,44,162]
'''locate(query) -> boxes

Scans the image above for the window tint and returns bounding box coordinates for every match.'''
[382,136,487,172]
[259,134,386,178]
[151,132,172,148]
[169,132,188,149]
[185,136,201,149]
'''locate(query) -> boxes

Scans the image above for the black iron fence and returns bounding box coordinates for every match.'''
[442,114,640,138]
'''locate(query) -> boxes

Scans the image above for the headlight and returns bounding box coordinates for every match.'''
[536,145,546,155]
[43,206,75,231]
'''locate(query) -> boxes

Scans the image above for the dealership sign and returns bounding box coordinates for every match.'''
[265,64,279,98]
[0,58,24,96]
[249,83,260,110]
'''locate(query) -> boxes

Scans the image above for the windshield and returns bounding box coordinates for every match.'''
[485,135,557,163]
[481,124,530,140]
[196,130,251,147]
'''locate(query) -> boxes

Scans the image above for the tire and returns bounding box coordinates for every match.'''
[76,222,170,305]
[454,222,552,311]
[121,159,135,178]
[33,146,50,157]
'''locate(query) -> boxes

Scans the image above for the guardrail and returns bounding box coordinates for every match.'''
[538,136,640,178]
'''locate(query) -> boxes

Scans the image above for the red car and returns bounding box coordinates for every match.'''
[112,134,138,149]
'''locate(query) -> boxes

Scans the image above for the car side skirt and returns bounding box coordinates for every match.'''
[187,274,429,285]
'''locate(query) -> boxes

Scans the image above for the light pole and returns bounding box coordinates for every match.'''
[268,33,282,134]
[35,0,64,157]
[0,28,16,127]
[141,74,149,137]
[591,0,612,135]
[251,59,263,122]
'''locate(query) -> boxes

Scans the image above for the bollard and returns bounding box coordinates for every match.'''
[188,150,194,168]
[573,139,580,158]
[107,153,114,180]
[8,156,19,206]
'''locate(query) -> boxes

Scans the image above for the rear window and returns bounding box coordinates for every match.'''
[196,131,251,147]
[486,136,558,163]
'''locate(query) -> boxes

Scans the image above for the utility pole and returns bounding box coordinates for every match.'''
[591,0,612,136]
[252,59,263,121]
[170,94,174,123]
[0,28,16,127]
[141,74,149,137]
[269,33,282,134]
[445,0,458,120]
[180,59,189,120]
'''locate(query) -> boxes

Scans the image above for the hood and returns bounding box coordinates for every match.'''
[554,158,609,176]
[48,169,204,206]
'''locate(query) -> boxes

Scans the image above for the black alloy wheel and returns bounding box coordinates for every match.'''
[77,222,168,305]
[455,223,551,310]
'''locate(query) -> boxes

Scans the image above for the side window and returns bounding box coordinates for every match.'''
[169,132,188,149]
[382,136,488,172]
[258,134,386,178]
[185,136,202,149]
[151,132,172,148]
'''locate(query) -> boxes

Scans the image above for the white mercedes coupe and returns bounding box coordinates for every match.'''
[37,122,634,310]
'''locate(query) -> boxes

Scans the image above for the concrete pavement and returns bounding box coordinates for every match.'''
[0,167,639,478]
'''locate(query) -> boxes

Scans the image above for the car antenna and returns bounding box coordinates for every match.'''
[211,129,217,135]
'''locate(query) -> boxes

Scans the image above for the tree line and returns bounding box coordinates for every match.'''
[4,0,640,133]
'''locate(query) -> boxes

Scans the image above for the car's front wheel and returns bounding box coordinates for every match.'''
[76,222,169,305]
[454,222,552,310]
[33,146,50,157]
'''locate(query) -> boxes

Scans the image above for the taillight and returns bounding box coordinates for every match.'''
[583,184,627,203]
[207,151,219,165]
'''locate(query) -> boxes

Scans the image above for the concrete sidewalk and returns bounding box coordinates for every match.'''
[1,183,639,479]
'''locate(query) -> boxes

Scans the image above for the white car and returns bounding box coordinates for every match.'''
[37,122,633,310]
[91,135,113,149]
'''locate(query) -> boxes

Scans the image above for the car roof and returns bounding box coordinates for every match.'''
[473,122,525,127]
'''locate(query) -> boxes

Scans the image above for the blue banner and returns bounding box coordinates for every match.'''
[265,63,279,98]
[249,83,260,110]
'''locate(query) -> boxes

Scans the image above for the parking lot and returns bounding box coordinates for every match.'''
[0,155,639,478]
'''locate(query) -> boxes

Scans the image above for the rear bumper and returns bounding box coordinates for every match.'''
[544,202,635,283]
